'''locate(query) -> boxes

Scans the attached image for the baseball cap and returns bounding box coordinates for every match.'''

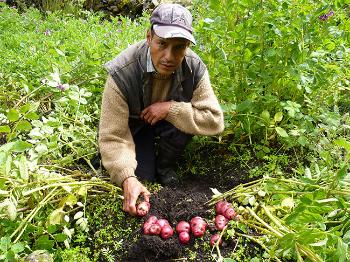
[150,3,196,45]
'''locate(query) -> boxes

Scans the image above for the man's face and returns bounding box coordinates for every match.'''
[147,30,190,75]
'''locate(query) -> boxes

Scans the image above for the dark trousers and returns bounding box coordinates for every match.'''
[133,121,192,182]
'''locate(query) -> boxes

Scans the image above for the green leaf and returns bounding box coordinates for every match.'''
[25,112,39,120]
[298,229,327,245]
[10,242,24,254]
[0,125,11,133]
[236,99,253,113]
[59,194,77,208]
[335,237,348,262]
[6,199,17,221]
[278,233,295,249]
[5,154,12,177]
[35,144,48,154]
[7,109,20,122]
[53,233,67,242]
[334,138,350,152]
[274,112,283,122]
[336,165,348,180]
[48,207,65,225]
[309,238,328,247]
[34,235,54,250]
[77,186,87,197]
[12,140,32,152]
[55,48,65,56]
[16,120,32,131]
[19,155,29,180]
[343,230,350,244]
[0,142,15,153]
[5,250,15,261]
[0,236,11,252]
[261,110,270,123]
[19,104,31,114]
[47,224,59,234]
[275,127,289,137]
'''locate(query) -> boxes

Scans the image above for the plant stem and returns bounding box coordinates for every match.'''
[262,205,291,233]
[235,232,283,262]
[246,207,283,237]
[296,243,324,262]
[11,187,58,242]
[22,181,121,196]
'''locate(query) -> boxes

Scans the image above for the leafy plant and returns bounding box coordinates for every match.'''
[209,139,350,261]
[193,0,350,151]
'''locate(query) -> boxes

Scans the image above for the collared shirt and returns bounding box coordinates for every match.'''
[146,48,156,73]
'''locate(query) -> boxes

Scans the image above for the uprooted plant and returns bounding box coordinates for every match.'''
[208,161,350,261]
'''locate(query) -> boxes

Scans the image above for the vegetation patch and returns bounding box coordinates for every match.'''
[1,1,350,261]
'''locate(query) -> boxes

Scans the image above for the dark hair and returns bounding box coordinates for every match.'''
[150,25,155,36]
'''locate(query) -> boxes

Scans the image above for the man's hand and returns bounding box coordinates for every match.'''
[141,101,172,125]
[122,177,150,216]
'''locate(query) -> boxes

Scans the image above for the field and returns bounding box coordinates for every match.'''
[1,1,350,261]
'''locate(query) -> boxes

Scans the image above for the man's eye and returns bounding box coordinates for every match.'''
[175,45,186,51]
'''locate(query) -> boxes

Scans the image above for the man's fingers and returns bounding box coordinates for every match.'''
[122,193,129,212]
[141,111,151,122]
[141,107,150,119]
[140,110,146,119]
[150,117,159,125]
[142,189,151,202]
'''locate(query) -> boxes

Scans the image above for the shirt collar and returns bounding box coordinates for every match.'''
[146,48,156,73]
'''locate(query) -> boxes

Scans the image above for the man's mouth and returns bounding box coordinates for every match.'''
[161,64,175,70]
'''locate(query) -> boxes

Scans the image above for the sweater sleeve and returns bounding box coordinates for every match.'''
[165,70,224,136]
[98,75,137,186]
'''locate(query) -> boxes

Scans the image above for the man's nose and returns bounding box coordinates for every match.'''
[164,47,174,61]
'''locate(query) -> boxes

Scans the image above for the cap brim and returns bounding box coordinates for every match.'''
[153,24,196,45]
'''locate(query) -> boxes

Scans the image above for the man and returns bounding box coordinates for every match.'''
[99,3,224,216]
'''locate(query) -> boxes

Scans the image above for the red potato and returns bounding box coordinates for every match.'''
[176,221,190,233]
[215,215,228,230]
[190,216,205,227]
[192,223,207,237]
[179,231,190,244]
[160,225,174,239]
[149,224,161,235]
[145,215,158,224]
[143,222,153,235]
[136,201,150,217]
[143,215,157,235]
[156,219,170,228]
[190,216,207,237]
[224,207,237,220]
[215,200,231,215]
[210,233,222,247]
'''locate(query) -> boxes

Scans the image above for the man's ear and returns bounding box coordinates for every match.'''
[146,30,152,45]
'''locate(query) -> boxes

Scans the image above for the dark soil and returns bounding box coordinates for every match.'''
[124,180,236,262]
[121,143,258,262]
[85,142,264,262]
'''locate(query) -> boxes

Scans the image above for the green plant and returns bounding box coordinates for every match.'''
[0,140,122,259]
[208,160,350,261]
[193,0,350,152]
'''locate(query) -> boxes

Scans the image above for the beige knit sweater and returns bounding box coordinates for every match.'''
[99,70,224,186]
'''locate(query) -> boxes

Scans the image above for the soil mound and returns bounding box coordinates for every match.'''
[124,173,244,262]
